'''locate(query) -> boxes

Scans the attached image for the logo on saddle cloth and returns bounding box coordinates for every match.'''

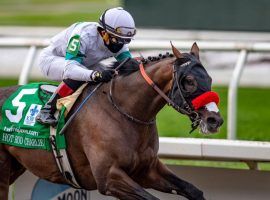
[24,104,42,126]
[0,83,66,150]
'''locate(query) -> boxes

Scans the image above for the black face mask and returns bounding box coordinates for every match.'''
[105,42,124,53]
[98,27,125,53]
[169,54,212,107]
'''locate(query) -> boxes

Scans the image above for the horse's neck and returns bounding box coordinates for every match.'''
[115,58,174,122]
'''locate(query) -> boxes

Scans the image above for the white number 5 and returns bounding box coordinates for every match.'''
[5,88,37,123]
[69,39,79,52]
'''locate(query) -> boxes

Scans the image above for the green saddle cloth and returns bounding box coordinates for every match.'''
[0,82,66,151]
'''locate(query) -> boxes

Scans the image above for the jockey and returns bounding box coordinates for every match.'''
[36,7,136,126]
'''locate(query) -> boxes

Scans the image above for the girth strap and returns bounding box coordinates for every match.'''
[50,116,81,189]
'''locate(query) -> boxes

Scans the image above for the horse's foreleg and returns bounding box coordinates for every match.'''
[97,165,159,200]
[0,147,11,200]
[142,160,205,200]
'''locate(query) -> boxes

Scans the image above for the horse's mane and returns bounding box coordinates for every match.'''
[111,58,140,76]
[111,52,174,76]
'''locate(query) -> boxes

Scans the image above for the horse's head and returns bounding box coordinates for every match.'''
[110,42,223,134]
[169,42,223,134]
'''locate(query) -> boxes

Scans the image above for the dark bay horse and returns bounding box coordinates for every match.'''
[0,43,223,200]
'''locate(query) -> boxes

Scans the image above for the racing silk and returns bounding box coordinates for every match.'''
[39,22,131,81]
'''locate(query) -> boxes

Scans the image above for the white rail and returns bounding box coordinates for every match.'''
[1,37,270,139]
[227,50,248,140]
[159,137,270,169]
[18,45,37,85]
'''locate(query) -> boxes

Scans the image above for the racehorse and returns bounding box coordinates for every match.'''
[0,43,223,200]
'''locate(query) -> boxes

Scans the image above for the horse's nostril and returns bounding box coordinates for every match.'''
[207,117,219,128]
[207,117,217,124]
[207,117,223,129]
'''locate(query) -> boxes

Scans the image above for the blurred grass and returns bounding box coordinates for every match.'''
[157,86,270,141]
[0,78,18,87]
[0,0,121,26]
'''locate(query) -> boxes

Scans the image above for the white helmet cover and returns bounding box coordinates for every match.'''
[99,7,136,39]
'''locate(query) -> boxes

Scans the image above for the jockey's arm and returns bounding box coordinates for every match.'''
[63,35,94,81]
[64,60,93,81]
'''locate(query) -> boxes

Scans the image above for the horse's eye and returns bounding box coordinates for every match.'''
[181,75,198,93]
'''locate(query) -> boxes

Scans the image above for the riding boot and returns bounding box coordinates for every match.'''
[36,91,60,126]
[36,79,84,126]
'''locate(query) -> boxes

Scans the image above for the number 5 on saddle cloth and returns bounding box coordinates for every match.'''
[0,82,86,151]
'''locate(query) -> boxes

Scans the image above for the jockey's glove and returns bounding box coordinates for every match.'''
[91,69,114,83]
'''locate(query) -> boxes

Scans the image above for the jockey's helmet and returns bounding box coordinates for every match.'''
[99,7,136,44]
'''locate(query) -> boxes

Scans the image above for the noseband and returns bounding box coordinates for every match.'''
[109,60,201,132]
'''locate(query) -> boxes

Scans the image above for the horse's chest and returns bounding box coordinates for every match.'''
[128,147,156,175]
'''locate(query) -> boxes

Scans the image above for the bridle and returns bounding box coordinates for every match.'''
[108,59,201,132]
[168,61,201,132]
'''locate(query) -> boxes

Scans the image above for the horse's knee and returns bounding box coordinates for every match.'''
[96,177,117,196]
[98,178,134,198]
[97,183,107,195]
[96,167,127,196]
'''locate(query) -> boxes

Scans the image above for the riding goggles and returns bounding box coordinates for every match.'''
[104,24,136,38]
[109,34,132,44]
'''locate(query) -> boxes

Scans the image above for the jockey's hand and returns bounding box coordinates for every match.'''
[91,69,114,83]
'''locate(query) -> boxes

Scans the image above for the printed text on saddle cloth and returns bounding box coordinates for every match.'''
[191,91,220,112]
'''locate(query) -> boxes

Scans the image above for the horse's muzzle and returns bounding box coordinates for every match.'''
[206,114,224,133]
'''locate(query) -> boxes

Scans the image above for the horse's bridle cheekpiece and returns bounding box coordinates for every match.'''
[168,55,205,133]
[139,58,201,133]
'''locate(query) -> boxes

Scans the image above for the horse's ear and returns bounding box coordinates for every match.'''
[170,41,183,59]
[190,42,200,60]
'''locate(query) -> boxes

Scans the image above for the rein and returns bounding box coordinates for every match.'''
[139,63,186,114]
[58,58,131,135]
[108,79,156,125]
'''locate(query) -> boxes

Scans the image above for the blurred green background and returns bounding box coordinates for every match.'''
[0,0,121,26]
[1,0,270,31]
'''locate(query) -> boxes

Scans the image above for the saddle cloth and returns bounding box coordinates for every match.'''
[0,82,87,150]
